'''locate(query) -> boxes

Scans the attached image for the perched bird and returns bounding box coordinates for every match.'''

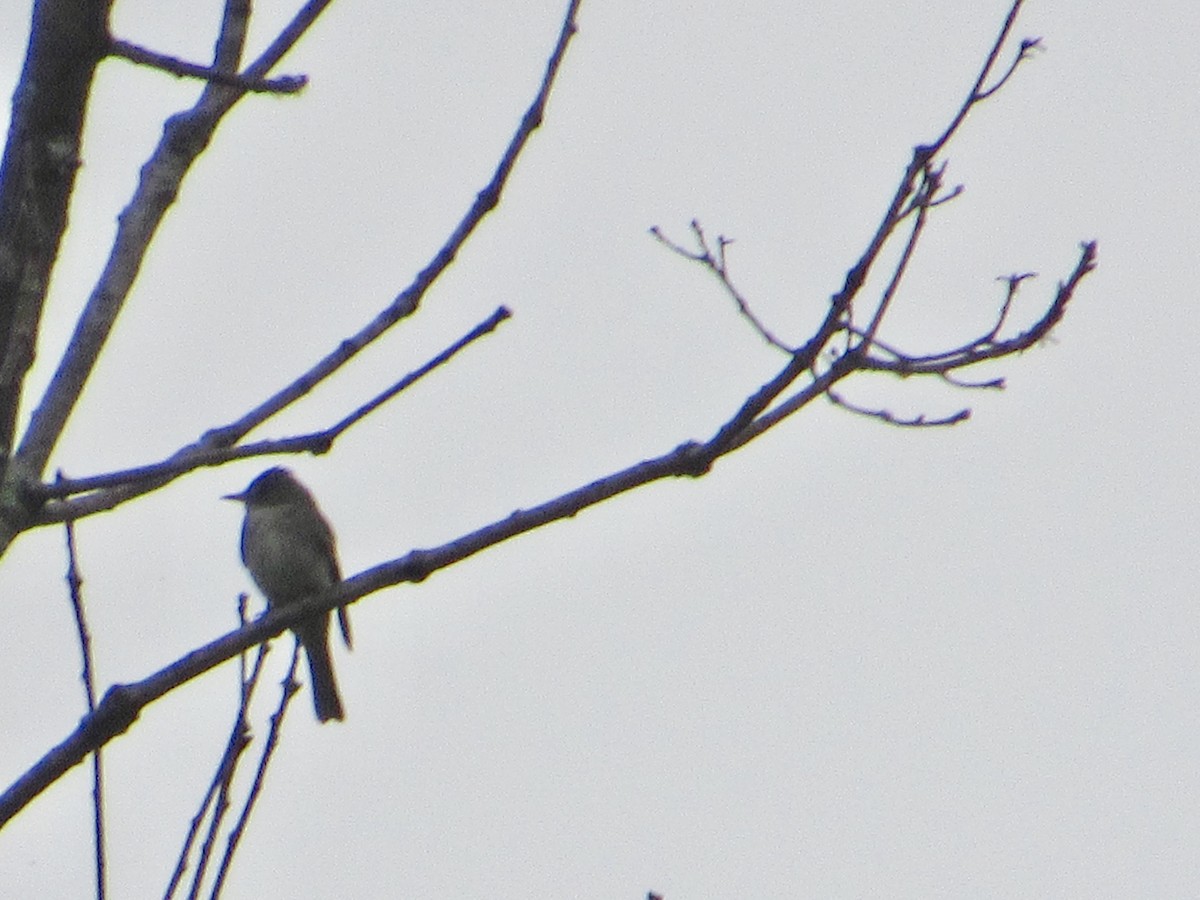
[225,467,352,723]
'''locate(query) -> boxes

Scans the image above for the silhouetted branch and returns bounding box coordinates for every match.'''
[652,4,1083,432]
[24,0,582,523]
[208,646,301,900]
[11,0,340,528]
[861,243,1096,376]
[0,1,109,529]
[650,221,794,352]
[989,271,1039,340]
[0,0,1097,833]
[165,595,268,900]
[108,40,306,93]
[827,389,971,428]
[62,493,105,900]
[36,305,513,513]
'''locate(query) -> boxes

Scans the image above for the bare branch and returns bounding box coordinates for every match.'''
[674,1,1040,403]
[646,2,1062,467]
[650,221,795,352]
[33,305,513,516]
[718,355,858,454]
[196,2,581,452]
[862,242,1096,376]
[108,40,306,93]
[327,307,515,442]
[805,1,1035,356]
[13,0,338,495]
[0,2,1097,829]
[989,270,1038,340]
[975,37,1044,101]
[18,0,580,529]
[827,389,971,428]
[721,250,1091,445]
[62,486,105,900]
[926,1,1036,152]
[208,646,301,900]
[856,163,939,347]
[0,1,110,481]
[164,597,267,900]
[940,371,1005,390]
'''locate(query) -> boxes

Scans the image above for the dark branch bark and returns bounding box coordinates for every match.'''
[9,0,338,523]
[0,0,112,531]
[0,0,1097,839]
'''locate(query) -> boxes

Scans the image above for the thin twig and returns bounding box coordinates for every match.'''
[208,645,301,900]
[856,163,939,348]
[165,599,268,900]
[317,305,513,446]
[940,371,1005,390]
[988,271,1038,340]
[188,613,269,900]
[826,389,970,428]
[862,243,1095,375]
[650,221,795,352]
[0,5,1098,827]
[975,38,1043,101]
[927,2,1035,151]
[35,305,513,509]
[26,0,581,520]
[62,474,105,900]
[108,40,306,93]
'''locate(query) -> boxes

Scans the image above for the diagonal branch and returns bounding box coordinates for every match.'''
[164,594,267,900]
[195,0,582,453]
[650,221,795,352]
[855,162,941,348]
[18,0,579,528]
[0,238,1096,828]
[0,0,1097,830]
[108,39,307,93]
[0,0,112,481]
[207,646,301,898]
[62,501,106,900]
[10,0,339,520]
[32,304,512,518]
[926,1,1037,151]
[861,242,1096,376]
[653,0,1055,436]
[828,0,1038,335]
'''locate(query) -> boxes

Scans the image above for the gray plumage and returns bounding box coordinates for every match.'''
[226,467,351,723]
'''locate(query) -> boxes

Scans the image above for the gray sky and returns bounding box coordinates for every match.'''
[0,1,1196,897]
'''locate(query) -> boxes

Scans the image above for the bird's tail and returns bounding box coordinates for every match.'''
[296,615,344,723]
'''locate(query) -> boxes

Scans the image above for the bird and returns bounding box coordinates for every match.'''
[225,467,352,723]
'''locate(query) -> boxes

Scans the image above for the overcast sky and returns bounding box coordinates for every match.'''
[0,1,1196,897]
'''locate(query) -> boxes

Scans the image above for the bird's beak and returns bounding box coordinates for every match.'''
[222,491,247,503]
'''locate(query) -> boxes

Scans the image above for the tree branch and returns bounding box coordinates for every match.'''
[108,39,307,93]
[0,0,1098,833]
[11,0,337,511]
[650,221,794,352]
[0,0,112,505]
[164,596,266,900]
[62,502,105,900]
[207,646,300,898]
[32,305,512,516]
[17,0,579,527]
